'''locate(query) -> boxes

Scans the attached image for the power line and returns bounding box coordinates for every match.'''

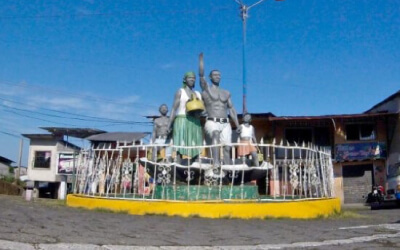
[0,124,24,136]
[2,109,83,127]
[0,95,136,123]
[0,100,151,125]
[2,109,150,129]
[0,81,157,110]
[98,122,152,128]
[1,104,152,129]
[1,107,152,128]
[0,7,232,21]
[0,130,22,139]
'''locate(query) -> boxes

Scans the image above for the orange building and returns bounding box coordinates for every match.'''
[242,91,400,204]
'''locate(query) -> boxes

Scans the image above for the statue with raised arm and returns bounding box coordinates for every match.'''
[199,53,240,168]
[167,71,203,163]
[152,104,171,162]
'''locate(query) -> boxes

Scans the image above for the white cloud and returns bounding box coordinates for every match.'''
[83,0,95,4]
[28,96,86,110]
[75,7,94,16]
[117,95,141,104]
[0,80,153,131]
[0,83,28,97]
[160,63,175,70]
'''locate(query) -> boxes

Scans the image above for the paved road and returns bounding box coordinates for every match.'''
[0,195,399,249]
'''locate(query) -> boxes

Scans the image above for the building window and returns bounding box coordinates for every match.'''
[285,128,312,145]
[314,127,331,146]
[33,151,51,168]
[387,164,400,179]
[346,124,375,141]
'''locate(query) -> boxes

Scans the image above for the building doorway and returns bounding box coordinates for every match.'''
[342,164,374,204]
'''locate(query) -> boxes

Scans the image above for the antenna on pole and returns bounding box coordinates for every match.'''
[233,0,283,115]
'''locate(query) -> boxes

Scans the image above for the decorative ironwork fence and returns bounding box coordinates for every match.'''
[73,141,334,201]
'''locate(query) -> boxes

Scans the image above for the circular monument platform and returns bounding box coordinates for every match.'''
[67,194,340,219]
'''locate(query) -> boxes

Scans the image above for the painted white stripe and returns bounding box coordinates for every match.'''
[339,223,400,231]
[0,239,35,250]
[339,225,374,230]
[0,224,399,250]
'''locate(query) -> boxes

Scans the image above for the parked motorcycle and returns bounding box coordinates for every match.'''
[367,185,384,210]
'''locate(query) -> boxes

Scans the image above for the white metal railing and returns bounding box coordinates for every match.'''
[72,140,335,201]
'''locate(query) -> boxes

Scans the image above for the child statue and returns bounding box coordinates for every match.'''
[237,113,259,167]
[152,104,171,162]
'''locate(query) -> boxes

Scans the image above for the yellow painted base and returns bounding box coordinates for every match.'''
[67,194,341,219]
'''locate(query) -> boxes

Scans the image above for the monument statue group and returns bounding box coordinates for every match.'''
[151,53,260,179]
[72,52,335,200]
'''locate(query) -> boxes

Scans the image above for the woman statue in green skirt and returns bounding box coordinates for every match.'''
[167,71,204,164]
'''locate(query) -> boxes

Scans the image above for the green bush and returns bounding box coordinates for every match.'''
[0,175,25,187]
[0,175,15,183]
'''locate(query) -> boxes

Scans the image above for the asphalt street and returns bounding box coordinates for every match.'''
[0,195,399,249]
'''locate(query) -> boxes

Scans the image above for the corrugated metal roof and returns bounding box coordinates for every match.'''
[0,156,14,164]
[238,112,276,118]
[21,134,81,150]
[268,112,396,121]
[22,134,62,140]
[40,127,106,139]
[60,141,81,151]
[85,132,150,142]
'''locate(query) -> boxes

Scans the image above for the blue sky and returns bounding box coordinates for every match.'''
[0,0,399,165]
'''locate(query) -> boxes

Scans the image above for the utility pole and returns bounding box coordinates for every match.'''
[15,138,23,183]
[234,0,283,114]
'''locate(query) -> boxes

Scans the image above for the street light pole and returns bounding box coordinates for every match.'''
[234,0,283,114]
[241,3,249,115]
[235,0,266,115]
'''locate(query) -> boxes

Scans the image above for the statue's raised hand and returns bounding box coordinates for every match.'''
[199,53,204,77]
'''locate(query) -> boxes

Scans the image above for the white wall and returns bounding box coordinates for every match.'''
[369,96,400,113]
[0,162,10,177]
[368,95,400,168]
[27,139,77,183]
